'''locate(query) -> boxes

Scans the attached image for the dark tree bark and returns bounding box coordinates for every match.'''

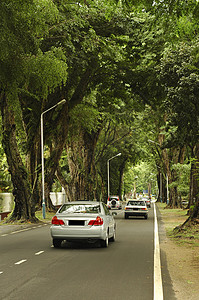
[44,103,69,210]
[66,128,100,201]
[0,93,38,222]
[189,143,199,219]
[42,58,99,207]
[174,143,199,231]
[188,145,199,210]
[161,145,185,208]
[118,160,126,201]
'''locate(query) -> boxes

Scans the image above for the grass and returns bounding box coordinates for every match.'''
[0,210,56,225]
[157,202,199,248]
[35,210,55,222]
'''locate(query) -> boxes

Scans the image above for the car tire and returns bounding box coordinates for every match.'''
[53,238,62,248]
[109,228,116,242]
[144,215,148,220]
[101,233,109,248]
[125,213,128,219]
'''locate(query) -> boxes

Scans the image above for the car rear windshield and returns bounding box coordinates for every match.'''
[59,204,101,214]
[127,201,145,206]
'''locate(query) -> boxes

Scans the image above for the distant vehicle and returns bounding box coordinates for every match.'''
[142,197,151,208]
[50,201,116,248]
[124,199,148,219]
[181,200,188,207]
[107,195,122,210]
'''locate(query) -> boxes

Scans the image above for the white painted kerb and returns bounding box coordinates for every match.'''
[154,203,164,300]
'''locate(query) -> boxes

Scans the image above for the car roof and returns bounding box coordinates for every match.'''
[128,199,142,201]
[127,200,146,205]
[61,201,101,205]
[127,199,146,203]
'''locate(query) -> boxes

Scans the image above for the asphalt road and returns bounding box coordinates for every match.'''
[0,205,176,300]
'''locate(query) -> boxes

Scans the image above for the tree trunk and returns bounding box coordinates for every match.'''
[175,144,199,231]
[188,146,199,210]
[56,166,69,199]
[66,129,99,201]
[162,145,185,208]
[44,103,69,210]
[0,93,37,222]
[118,160,126,200]
[190,143,199,220]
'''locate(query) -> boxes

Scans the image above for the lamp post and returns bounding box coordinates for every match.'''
[107,153,121,198]
[41,99,66,219]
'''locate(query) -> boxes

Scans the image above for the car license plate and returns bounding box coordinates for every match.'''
[68,220,85,226]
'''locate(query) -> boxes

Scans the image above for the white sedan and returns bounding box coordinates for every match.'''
[124,199,148,219]
[50,201,116,248]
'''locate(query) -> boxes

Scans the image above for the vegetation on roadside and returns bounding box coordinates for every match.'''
[158,203,199,247]
[35,210,55,223]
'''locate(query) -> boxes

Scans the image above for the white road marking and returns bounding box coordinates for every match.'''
[1,224,48,237]
[10,228,31,234]
[15,259,27,265]
[154,203,164,300]
[0,271,3,274]
[35,251,44,256]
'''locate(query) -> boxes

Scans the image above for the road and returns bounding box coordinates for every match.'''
[0,204,176,300]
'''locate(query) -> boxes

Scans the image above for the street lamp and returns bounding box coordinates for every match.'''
[107,153,121,198]
[41,99,66,219]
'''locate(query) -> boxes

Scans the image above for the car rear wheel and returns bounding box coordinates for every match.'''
[144,215,148,219]
[125,213,128,219]
[53,238,62,248]
[109,228,116,242]
[101,234,109,248]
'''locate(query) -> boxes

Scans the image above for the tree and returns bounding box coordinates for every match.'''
[0,0,62,221]
[159,37,199,219]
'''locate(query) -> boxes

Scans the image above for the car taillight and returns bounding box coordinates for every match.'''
[125,207,131,210]
[88,216,103,226]
[52,216,65,225]
[141,208,147,211]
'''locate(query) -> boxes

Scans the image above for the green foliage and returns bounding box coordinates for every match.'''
[70,103,102,135]
[124,161,157,194]
[0,0,59,84]
[159,39,199,147]
[26,48,68,99]
[1,0,199,217]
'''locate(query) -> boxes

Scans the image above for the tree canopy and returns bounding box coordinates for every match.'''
[0,0,199,227]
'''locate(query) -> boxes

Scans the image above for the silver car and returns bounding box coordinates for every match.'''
[50,201,116,248]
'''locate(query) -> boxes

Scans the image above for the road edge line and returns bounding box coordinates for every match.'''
[154,203,164,300]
